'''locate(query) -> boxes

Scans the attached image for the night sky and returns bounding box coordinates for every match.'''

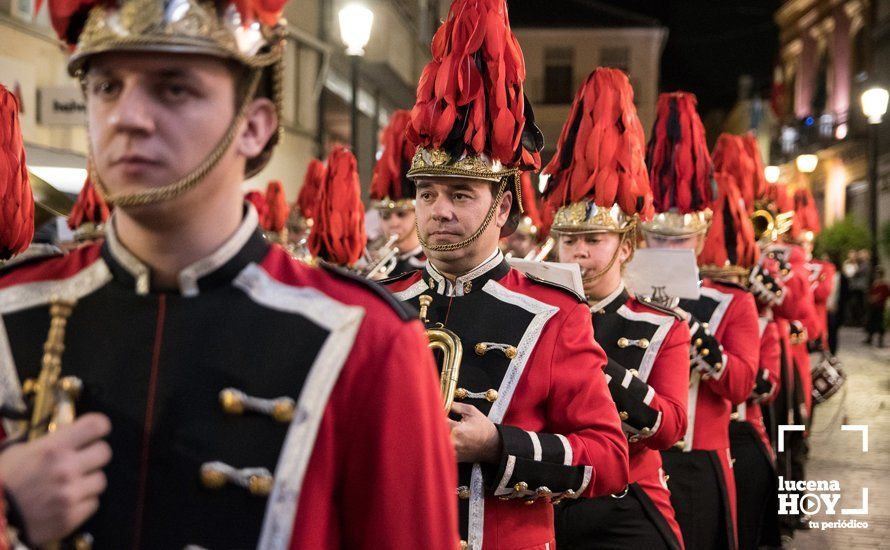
[509,0,780,117]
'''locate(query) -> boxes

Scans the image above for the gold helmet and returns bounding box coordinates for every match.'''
[51,0,288,206]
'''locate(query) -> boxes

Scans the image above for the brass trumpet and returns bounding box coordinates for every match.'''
[418,295,463,412]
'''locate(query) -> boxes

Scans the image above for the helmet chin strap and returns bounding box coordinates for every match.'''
[416,177,511,253]
[90,69,262,208]
[580,227,635,293]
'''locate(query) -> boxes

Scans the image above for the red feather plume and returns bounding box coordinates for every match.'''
[45,0,97,48]
[698,171,759,269]
[712,133,757,215]
[308,146,366,266]
[0,85,34,260]
[790,187,821,239]
[67,175,110,230]
[296,159,325,220]
[646,92,713,214]
[262,180,289,233]
[741,133,768,206]
[407,0,539,170]
[542,68,652,220]
[370,110,414,202]
[765,183,794,214]
[245,190,267,221]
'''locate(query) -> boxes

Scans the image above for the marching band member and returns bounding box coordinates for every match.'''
[642,93,760,550]
[383,1,628,547]
[543,67,690,550]
[0,0,458,546]
[369,110,425,277]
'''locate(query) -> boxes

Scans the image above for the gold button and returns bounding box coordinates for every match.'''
[629,368,639,377]
[463,281,473,294]
[664,474,670,483]
[639,338,650,349]
[460,541,468,550]
[776,290,783,296]
[514,481,528,492]
[628,434,641,443]
[701,348,710,357]
[475,343,488,356]
[564,489,576,499]
[73,534,93,550]
[272,400,295,423]
[485,389,499,402]
[730,412,739,420]
[640,427,651,435]
[220,389,244,415]
[694,338,703,347]
[617,337,630,348]
[714,362,723,371]
[457,486,470,500]
[702,322,709,330]
[536,486,552,498]
[504,346,517,359]
[619,411,629,421]
[248,474,273,496]
[200,467,227,490]
[454,387,468,400]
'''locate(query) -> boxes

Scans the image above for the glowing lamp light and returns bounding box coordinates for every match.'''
[339,4,374,56]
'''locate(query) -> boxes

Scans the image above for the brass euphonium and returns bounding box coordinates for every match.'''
[22,298,82,441]
[751,209,776,244]
[418,295,463,413]
[362,234,400,279]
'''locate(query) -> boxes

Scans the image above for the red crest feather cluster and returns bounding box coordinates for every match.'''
[647,92,713,214]
[518,172,542,228]
[370,110,415,202]
[406,0,540,170]
[67,175,110,230]
[741,134,768,208]
[712,134,757,215]
[262,180,289,233]
[791,187,820,239]
[698,172,759,269]
[308,146,366,266]
[296,159,325,220]
[1,85,34,260]
[542,68,652,220]
[244,190,267,220]
[765,183,794,214]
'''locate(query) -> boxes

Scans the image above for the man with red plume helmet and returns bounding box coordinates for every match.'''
[368,110,425,277]
[709,133,783,550]
[383,1,628,548]
[0,0,458,547]
[543,68,690,550]
[641,93,760,550]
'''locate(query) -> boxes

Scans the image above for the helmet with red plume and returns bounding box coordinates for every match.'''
[370,110,416,211]
[308,146,366,267]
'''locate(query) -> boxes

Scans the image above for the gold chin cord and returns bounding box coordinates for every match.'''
[416,172,520,253]
[418,295,463,413]
[580,225,636,290]
[88,69,263,208]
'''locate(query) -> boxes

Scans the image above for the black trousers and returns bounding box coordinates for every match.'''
[555,483,681,550]
[730,421,777,549]
[661,449,734,550]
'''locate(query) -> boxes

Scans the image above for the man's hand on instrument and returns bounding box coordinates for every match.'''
[688,317,726,379]
[448,403,501,464]
[0,413,112,545]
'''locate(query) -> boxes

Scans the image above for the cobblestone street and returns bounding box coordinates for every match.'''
[788,328,890,549]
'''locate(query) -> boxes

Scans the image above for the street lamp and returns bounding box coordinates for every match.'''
[795,154,818,174]
[765,165,781,184]
[861,86,888,273]
[339,3,374,156]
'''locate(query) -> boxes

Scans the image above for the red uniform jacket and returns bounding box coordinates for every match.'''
[678,278,760,533]
[771,244,819,417]
[0,208,458,550]
[590,287,690,546]
[808,259,836,350]
[736,316,781,462]
[384,252,628,550]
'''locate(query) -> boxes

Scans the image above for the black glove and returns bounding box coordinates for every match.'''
[750,368,775,402]
[789,321,808,346]
[749,263,785,306]
[603,359,662,442]
[688,316,725,378]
